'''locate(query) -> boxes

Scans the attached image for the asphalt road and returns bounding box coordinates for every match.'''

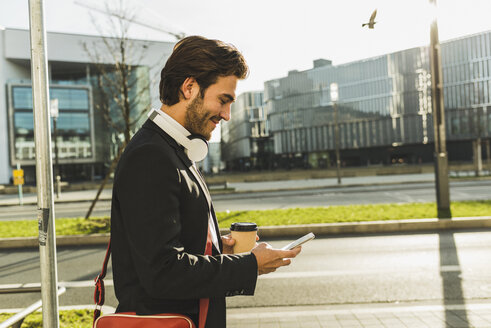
[0,180,490,220]
[1,230,490,310]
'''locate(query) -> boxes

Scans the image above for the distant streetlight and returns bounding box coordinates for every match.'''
[50,98,61,198]
[429,0,451,218]
[330,83,341,185]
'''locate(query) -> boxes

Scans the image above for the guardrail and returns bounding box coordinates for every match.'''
[0,286,66,328]
[207,181,229,190]
[0,284,41,294]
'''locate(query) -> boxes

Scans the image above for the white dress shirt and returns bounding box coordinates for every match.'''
[157,109,220,251]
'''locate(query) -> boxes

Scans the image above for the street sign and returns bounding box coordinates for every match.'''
[13,169,24,186]
[50,98,59,118]
[13,169,24,178]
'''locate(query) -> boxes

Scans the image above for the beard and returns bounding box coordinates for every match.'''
[184,95,220,140]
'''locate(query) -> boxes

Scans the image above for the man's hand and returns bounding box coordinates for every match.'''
[221,234,260,255]
[251,242,301,275]
[221,234,235,254]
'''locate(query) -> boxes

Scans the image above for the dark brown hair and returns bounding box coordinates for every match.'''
[159,36,248,106]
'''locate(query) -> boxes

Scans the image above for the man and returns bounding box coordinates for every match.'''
[110,36,301,328]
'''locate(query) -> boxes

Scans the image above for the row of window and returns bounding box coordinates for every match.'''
[273,119,399,154]
[444,80,491,109]
[271,108,491,154]
[13,87,89,110]
[14,112,90,136]
[443,60,491,83]
[442,32,491,65]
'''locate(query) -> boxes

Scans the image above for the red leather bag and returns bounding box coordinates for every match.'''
[93,236,212,328]
[94,312,195,328]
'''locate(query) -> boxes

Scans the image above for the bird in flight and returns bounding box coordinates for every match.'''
[362,9,377,29]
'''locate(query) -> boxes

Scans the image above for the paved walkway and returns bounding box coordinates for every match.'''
[4,301,490,327]
[228,173,435,192]
[0,173,436,206]
[226,301,491,328]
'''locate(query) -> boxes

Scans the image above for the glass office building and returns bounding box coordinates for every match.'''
[262,30,491,169]
[6,64,151,182]
[221,91,273,170]
[0,28,173,184]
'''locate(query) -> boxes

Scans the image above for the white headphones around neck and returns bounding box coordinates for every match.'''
[148,108,209,162]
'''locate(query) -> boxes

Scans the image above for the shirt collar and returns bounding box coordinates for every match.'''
[157,108,191,139]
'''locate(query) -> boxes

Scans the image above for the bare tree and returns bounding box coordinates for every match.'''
[82,0,156,219]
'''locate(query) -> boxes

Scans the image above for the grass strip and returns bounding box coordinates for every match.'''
[216,200,491,226]
[0,200,490,239]
[0,217,110,238]
[0,309,93,327]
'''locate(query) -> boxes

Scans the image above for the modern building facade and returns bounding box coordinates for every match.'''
[197,142,223,174]
[259,30,491,169]
[221,91,273,170]
[0,27,174,184]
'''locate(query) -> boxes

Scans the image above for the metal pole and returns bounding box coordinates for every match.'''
[333,102,342,185]
[53,117,60,198]
[474,139,482,177]
[486,139,491,171]
[474,107,483,177]
[28,1,60,327]
[17,163,23,206]
[429,0,451,218]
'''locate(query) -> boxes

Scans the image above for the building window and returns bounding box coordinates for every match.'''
[11,85,93,162]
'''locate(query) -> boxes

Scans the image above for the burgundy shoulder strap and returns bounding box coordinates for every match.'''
[93,237,209,328]
[93,240,111,324]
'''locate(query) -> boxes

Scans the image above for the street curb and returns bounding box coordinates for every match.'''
[254,216,491,237]
[0,233,110,249]
[211,179,436,197]
[1,217,490,249]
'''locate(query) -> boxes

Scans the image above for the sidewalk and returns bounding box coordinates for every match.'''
[0,173,436,206]
[226,300,491,328]
[228,173,435,193]
[3,300,490,327]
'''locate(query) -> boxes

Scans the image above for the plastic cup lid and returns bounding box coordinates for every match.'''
[230,222,258,231]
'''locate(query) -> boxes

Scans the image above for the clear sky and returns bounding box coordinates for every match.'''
[2,0,491,142]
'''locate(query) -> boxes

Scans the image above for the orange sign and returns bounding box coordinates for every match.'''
[13,176,24,185]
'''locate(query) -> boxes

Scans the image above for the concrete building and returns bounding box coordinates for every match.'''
[0,27,174,184]
[261,30,491,169]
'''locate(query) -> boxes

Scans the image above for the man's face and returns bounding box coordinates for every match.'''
[184,75,238,140]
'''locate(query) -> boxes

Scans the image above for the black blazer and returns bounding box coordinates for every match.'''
[110,119,258,328]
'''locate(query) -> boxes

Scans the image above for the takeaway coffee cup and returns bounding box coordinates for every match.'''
[230,222,258,253]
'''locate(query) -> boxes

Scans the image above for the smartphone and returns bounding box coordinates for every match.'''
[281,232,315,250]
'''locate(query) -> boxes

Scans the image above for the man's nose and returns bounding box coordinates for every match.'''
[220,105,231,121]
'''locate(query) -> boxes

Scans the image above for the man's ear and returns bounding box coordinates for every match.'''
[180,77,200,100]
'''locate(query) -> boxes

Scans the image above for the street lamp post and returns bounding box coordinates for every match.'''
[486,139,491,171]
[474,107,483,177]
[29,0,60,327]
[429,0,451,218]
[330,83,341,185]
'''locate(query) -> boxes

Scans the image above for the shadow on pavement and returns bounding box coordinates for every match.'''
[439,231,469,328]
